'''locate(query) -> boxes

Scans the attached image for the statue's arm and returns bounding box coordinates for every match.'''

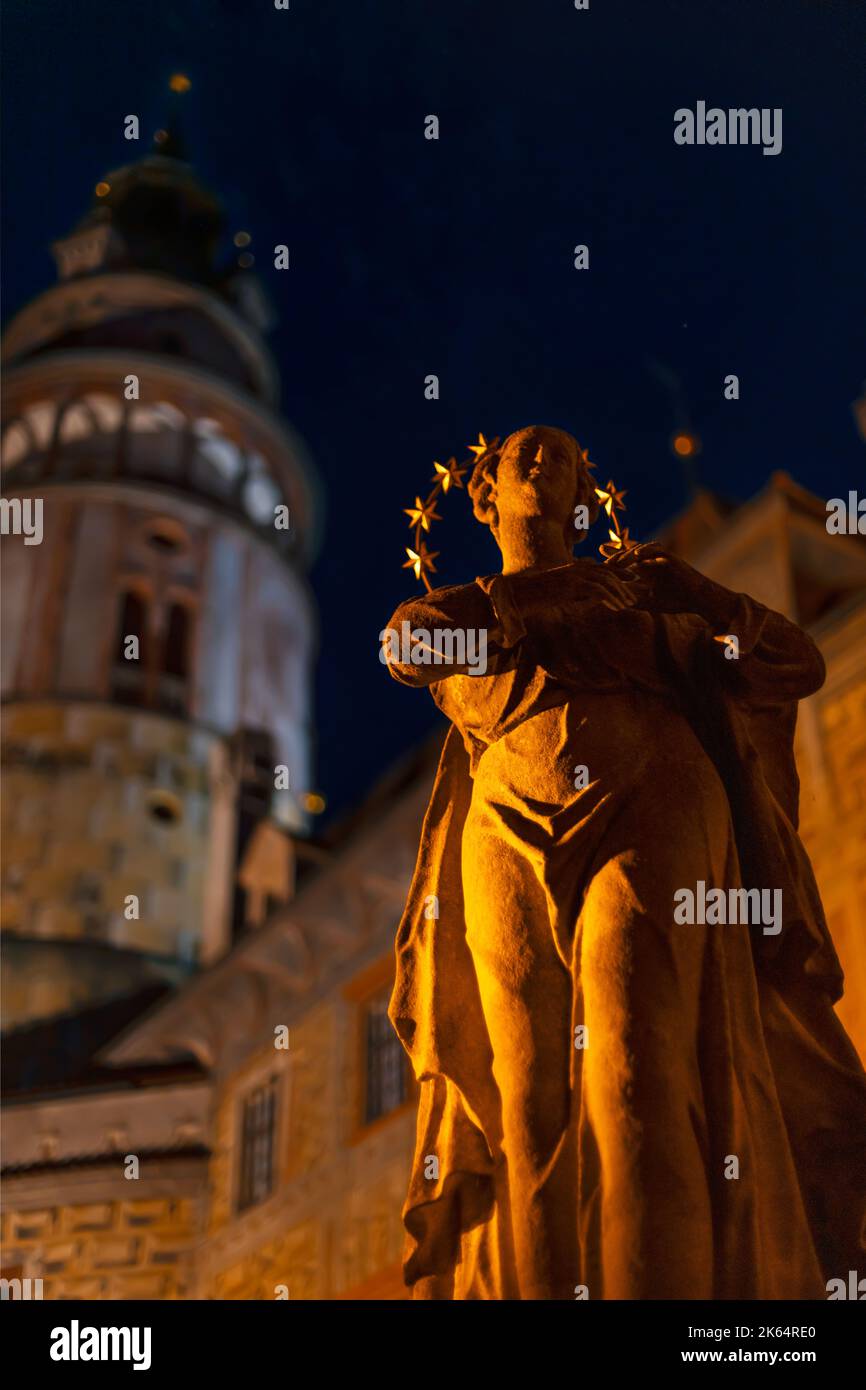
[609,545,825,702]
[712,589,825,702]
[669,567,824,701]
[382,563,630,686]
[382,580,509,686]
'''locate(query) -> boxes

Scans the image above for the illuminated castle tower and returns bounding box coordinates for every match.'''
[1,120,320,1032]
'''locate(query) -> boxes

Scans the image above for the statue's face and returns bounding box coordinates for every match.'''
[492,429,576,531]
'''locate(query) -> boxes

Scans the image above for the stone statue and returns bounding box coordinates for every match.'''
[383,424,866,1300]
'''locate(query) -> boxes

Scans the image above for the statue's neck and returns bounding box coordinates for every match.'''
[497,515,573,575]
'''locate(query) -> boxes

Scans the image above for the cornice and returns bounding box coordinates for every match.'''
[1,271,277,404]
[2,350,323,560]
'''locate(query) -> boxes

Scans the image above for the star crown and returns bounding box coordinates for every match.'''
[401,432,634,590]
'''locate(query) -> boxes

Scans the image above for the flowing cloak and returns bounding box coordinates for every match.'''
[387,574,866,1299]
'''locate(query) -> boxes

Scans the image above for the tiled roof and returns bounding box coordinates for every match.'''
[2,984,204,1098]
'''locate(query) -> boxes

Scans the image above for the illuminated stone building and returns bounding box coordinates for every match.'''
[657,475,866,1056]
[2,136,864,1301]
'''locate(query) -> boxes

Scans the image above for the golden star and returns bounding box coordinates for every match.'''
[403,543,439,580]
[404,495,442,531]
[594,479,628,517]
[468,432,493,460]
[432,457,468,492]
[599,526,635,558]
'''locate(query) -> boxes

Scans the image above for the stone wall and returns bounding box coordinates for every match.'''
[201,974,414,1299]
[1,1177,204,1300]
[1,701,224,1027]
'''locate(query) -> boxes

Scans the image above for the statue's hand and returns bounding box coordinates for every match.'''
[504,558,639,618]
[607,543,736,625]
[607,542,691,603]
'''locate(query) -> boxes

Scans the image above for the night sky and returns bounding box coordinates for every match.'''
[3,0,865,821]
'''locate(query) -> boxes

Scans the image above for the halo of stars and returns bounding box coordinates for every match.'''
[594,478,632,557]
[401,434,634,591]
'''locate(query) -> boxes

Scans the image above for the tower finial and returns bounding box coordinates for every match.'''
[153,74,192,159]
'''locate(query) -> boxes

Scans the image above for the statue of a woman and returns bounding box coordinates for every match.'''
[383,425,866,1300]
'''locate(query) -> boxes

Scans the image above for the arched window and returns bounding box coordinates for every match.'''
[55,399,104,480]
[164,602,190,678]
[157,601,193,714]
[125,402,183,480]
[58,401,98,445]
[111,590,148,704]
[109,589,195,715]
[1,419,34,470]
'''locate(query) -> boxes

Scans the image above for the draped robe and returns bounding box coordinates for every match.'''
[384,557,866,1300]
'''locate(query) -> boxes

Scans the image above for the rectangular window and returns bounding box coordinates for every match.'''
[363,988,409,1126]
[237,1077,278,1212]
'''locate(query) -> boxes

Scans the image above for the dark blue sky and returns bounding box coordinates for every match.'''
[3,0,865,820]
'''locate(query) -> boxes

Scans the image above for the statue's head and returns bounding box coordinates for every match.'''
[467,425,600,550]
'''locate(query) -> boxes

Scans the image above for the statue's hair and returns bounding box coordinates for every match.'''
[467,425,601,542]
